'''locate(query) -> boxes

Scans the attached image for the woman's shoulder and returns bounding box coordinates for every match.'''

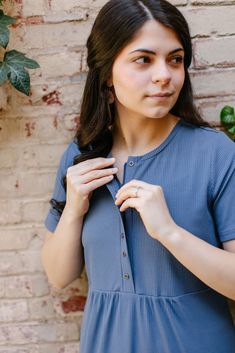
[181,120,235,153]
[59,140,81,170]
[198,125,234,156]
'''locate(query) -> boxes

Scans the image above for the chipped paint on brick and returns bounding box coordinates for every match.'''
[25,122,36,137]
[61,295,87,313]
[53,116,58,129]
[67,115,80,132]
[42,91,62,105]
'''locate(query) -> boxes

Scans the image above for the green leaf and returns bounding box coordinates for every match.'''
[4,50,40,69]
[6,62,30,95]
[0,60,10,85]
[2,50,40,95]
[228,126,235,135]
[0,23,10,48]
[220,105,235,125]
[0,10,16,48]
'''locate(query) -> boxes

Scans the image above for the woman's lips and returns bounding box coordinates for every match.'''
[147,94,172,101]
[146,91,174,102]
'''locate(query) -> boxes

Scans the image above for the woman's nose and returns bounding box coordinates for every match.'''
[151,61,171,84]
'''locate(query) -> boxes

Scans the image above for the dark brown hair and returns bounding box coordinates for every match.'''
[50,0,211,215]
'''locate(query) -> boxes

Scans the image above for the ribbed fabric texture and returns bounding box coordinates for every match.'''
[45,119,235,353]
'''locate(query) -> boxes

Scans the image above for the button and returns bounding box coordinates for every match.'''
[122,251,127,257]
[128,161,135,167]
[124,273,129,279]
[121,233,124,239]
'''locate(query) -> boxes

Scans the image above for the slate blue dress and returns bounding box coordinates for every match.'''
[44,119,235,353]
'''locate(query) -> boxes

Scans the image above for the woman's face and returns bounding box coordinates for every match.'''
[109,20,185,120]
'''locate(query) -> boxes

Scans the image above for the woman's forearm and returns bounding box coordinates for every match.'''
[41,206,85,289]
[158,225,235,300]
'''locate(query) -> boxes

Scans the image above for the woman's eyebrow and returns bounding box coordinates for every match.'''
[128,48,184,55]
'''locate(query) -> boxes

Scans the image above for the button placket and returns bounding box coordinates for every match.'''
[119,223,134,291]
[105,156,136,293]
[120,157,138,291]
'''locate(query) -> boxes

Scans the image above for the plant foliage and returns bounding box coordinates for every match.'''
[220,105,235,141]
[0,4,40,96]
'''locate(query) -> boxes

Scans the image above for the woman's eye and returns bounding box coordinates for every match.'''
[170,56,184,64]
[134,56,151,64]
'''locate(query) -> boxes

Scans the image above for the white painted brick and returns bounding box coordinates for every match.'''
[81,0,109,9]
[36,322,79,343]
[0,144,67,169]
[35,51,84,79]
[170,0,187,4]
[191,69,235,97]
[44,6,89,22]
[22,200,50,224]
[48,0,88,11]
[0,347,39,353]
[0,252,23,275]
[0,171,57,198]
[191,0,234,4]
[28,297,56,320]
[182,7,235,37]
[38,343,80,353]
[0,322,79,344]
[0,80,85,122]
[0,343,81,353]
[0,227,33,250]
[20,250,44,273]
[196,97,235,124]
[29,274,50,297]
[22,0,46,17]
[0,274,49,298]
[0,250,42,275]
[0,87,7,110]
[0,300,29,322]
[15,22,93,51]
[0,200,22,225]
[194,37,235,68]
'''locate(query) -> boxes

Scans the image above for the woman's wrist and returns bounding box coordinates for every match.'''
[155,222,181,245]
[63,204,85,223]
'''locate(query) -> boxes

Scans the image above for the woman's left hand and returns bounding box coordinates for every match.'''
[115,179,177,240]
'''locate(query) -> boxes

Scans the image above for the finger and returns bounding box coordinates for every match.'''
[80,167,118,184]
[115,186,138,205]
[80,157,116,175]
[119,198,140,212]
[68,157,116,176]
[116,179,152,196]
[82,174,115,194]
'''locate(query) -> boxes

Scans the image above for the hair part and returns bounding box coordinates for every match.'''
[138,1,154,19]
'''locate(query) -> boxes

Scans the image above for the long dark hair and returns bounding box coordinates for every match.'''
[50,0,212,214]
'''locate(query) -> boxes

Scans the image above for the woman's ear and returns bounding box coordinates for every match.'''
[106,78,113,87]
[107,86,115,104]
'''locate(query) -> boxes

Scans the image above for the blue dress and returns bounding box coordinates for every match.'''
[45,119,235,353]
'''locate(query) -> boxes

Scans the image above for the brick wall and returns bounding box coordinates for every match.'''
[0,0,234,352]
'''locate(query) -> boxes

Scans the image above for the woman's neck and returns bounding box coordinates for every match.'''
[112,113,180,156]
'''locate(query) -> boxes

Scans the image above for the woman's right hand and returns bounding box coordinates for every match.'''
[64,157,117,218]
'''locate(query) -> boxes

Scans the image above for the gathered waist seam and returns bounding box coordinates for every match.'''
[89,287,214,300]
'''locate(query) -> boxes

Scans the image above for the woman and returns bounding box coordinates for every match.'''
[41,1,235,352]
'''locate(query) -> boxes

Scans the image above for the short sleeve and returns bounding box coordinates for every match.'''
[211,132,235,242]
[44,141,80,233]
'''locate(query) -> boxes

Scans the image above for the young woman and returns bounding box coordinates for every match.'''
[41,1,235,352]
